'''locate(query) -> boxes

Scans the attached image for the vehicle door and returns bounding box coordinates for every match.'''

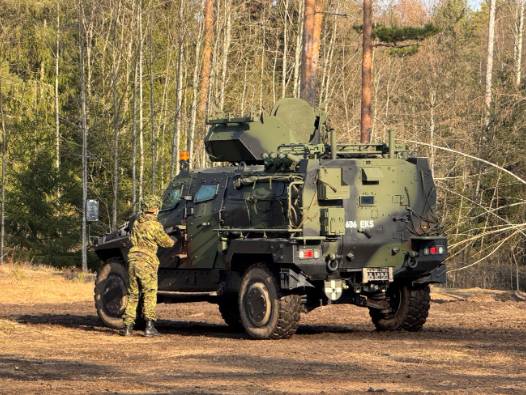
[186,175,227,269]
[157,178,191,269]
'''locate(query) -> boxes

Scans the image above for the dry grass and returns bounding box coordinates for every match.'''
[0,263,93,304]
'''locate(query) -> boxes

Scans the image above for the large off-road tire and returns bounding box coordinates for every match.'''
[218,293,243,331]
[238,264,302,339]
[369,283,430,332]
[94,260,128,329]
[94,260,146,330]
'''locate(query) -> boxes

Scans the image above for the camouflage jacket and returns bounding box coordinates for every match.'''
[128,213,175,260]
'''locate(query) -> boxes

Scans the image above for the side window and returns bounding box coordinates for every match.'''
[194,184,218,203]
[161,184,183,211]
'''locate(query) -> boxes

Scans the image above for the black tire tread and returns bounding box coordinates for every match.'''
[369,284,430,332]
[270,293,302,339]
[402,286,430,331]
[218,294,243,330]
[94,259,126,329]
[241,263,302,340]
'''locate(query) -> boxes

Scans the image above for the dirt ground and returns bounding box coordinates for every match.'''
[0,264,525,394]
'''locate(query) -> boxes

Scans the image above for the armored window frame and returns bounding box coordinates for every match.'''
[194,184,219,203]
[160,184,184,211]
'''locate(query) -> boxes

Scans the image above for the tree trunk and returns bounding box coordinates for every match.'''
[281,0,289,98]
[259,19,266,112]
[515,0,524,88]
[148,14,157,194]
[198,0,214,119]
[0,75,7,265]
[241,60,248,114]
[132,60,138,212]
[79,2,89,273]
[55,0,60,170]
[319,9,337,108]
[171,0,185,179]
[272,36,280,104]
[484,0,496,129]
[188,4,205,168]
[219,0,232,112]
[111,11,121,231]
[138,0,144,205]
[429,89,436,176]
[360,0,373,144]
[293,0,304,98]
[300,0,324,106]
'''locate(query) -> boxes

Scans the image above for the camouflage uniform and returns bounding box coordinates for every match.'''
[123,205,174,326]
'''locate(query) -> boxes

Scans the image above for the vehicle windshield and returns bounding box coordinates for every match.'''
[160,184,183,211]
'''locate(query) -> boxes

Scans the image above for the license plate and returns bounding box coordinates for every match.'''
[362,267,393,283]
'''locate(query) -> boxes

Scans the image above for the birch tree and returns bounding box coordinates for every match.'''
[281,0,290,99]
[188,4,204,169]
[514,0,524,88]
[199,0,214,119]
[79,1,89,273]
[138,0,144,205]
[360,0,373,144]
[148,12,157,193]
[293,0,304,97]
[0,75,6,265]
[171,0,185,179]
[484,0,496,129]
[55,0,61,170]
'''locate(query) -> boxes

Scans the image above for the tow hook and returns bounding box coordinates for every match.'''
[326,254,339,272]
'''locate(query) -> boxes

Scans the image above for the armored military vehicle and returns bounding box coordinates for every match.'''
[93,98,447,339]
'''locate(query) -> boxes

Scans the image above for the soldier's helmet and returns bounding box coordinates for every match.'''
[142,195,161,212]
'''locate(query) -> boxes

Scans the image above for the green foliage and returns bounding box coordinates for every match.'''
[353,23,440,45]
[388,44,420,57]
[373,23,440,44]
[353,22,439,57]
[6,150,81,266]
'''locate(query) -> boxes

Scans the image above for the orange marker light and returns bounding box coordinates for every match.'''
[179,150,190,161]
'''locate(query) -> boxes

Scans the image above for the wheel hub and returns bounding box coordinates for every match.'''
[102,274,127,317]
[245,282,271,327]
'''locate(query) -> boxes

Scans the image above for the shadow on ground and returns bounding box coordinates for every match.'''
[0,355,117,381]
[5,309,526,357]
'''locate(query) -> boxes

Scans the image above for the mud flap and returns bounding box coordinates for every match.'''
[280,269,314,290]
[412,264,447,285]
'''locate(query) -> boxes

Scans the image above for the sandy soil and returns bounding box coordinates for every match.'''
[0,264,525,394]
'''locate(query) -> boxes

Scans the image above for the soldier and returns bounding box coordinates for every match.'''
[121,195,175,337]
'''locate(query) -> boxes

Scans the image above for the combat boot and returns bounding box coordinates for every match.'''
[144,320,160,337]
[120,324,133,337]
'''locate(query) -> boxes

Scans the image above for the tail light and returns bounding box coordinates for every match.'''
[423,245,446,255]
[298,247,321,260]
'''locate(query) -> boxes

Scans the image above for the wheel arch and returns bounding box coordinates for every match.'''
[230,253,275,273]
[95,249,127,268]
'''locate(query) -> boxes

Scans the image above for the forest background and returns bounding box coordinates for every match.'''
[0,0,524,290]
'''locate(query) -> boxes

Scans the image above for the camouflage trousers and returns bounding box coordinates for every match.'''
[122,252,159,326]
